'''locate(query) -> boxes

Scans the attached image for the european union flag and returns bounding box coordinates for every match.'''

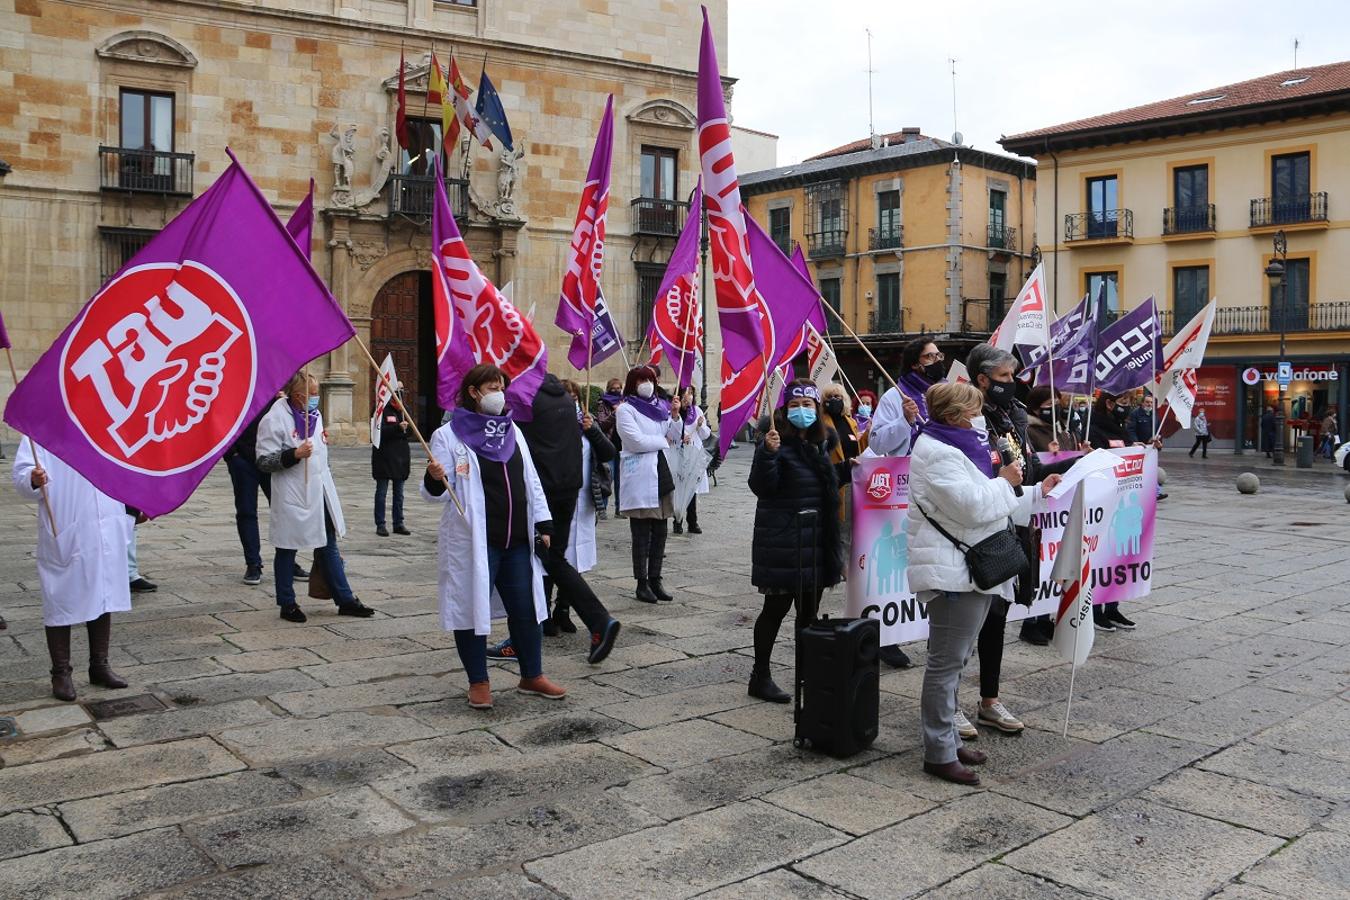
[475,67,513,152]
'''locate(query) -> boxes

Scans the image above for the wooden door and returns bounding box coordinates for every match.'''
[370,272,424,434]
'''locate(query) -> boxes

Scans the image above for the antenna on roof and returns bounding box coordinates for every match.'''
[866,28,877,147]
[1293,37,1300,70]
[949,57,960,145]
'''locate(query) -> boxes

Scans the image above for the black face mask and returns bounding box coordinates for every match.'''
[1113,405,1129,422]
[824,398,844,417]
[921,362,946,382]
[985,380,1016,408]
[1037,407,1053,420]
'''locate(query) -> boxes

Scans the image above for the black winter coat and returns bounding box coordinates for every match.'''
[747,417,844,593]
[519,375,584,494]
[371,402,411,481]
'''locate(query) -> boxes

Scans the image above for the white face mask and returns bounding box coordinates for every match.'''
[969,415,987,434]
[478,390,506,416]
[636,382,655,399]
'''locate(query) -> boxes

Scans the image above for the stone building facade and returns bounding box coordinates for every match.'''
[0,0,728,441]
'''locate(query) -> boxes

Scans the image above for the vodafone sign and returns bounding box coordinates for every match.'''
[1241,365,1339,386]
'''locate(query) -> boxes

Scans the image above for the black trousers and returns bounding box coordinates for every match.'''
[753,590,821,671]
[976,597,1008,700]
[629,518,668,581]
[1189,435,1210,457]
[542,488,611,634]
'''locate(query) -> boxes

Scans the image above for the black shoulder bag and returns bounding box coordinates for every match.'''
[913,501,1028,591]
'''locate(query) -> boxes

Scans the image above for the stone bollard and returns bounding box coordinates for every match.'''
[1236,473,1260,494]
[1157,466,1167,486]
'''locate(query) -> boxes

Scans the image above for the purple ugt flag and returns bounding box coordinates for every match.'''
[3,151,355,518]
[1094,296,1162,395]
[285,179,315,260]
[647,181,703,389]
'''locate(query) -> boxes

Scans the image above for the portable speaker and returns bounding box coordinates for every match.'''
[794,615,880,758]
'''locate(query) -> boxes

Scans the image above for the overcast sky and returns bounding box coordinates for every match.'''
[727,0,1350,166]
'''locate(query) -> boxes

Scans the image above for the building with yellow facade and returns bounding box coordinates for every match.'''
[1001,61,1350,452]
[740,129,1035,394]
[0,0,731,441]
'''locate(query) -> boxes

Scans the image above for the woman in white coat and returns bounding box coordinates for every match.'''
[908,383,1060,787]
[616,365,684,604]
[424,364,567,710]
[13,443,134,701]
[672,384,711,535]
[256,372,374,623]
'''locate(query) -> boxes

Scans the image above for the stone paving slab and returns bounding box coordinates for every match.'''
[97,698,280,748]
[0,827,218,899]
[915,863,1100,899]
[0,809,72,861]
[1140,768,1335,838]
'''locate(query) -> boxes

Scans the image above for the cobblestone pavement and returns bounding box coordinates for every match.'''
[1,447,1347,899]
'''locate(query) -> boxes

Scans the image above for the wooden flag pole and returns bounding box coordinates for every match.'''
[820,300,899,391]
[352,335,466,517]
[821,325,863,401]
[301,368,311,489]
[4,348,57,537]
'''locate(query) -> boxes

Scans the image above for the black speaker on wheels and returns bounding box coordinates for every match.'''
[794,615,880,758]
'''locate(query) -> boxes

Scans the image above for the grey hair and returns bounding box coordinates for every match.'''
[966,343,1018,379]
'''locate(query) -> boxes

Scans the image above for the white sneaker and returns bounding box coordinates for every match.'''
[953,709,978,740]
[978,700,1025,733]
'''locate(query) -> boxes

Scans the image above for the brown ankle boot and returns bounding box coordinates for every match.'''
[44,625,76,701]
[86,613,128,689]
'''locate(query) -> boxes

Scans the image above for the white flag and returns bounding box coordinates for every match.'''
[1050,482,1096,667]
[370,353,399,449]
[1150,298,1216,428]
[760,365,787,419]
[805,323,839,391]
[990,263,1050,352]
[946,360,971,384]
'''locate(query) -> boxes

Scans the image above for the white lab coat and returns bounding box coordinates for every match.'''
[423,421,549,635]
[679,408,713,495]
[867,386,914,457]
[256,398,346,550]
[566,438,597,574]
[616,403,682,512]
[11,443,133,627]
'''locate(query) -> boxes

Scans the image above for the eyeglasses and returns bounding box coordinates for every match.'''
[920,351,945,363]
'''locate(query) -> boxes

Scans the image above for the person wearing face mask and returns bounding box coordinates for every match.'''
[909,382,1061,785]
[596,377,625,517]
[854,390,878,444]
[897,337,948,438]
[424,364,567,709]
[1025,386,1082,454]
[1068,399,1090,445]
[964,343,1078,727]
[747,380,845,703]
[673,385,712,535]
[616,365,684,604]
[257,371,375,623]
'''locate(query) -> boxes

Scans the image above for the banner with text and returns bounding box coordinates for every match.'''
[845,449,1157,646]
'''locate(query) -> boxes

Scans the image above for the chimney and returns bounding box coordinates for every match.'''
[901,127,921,142]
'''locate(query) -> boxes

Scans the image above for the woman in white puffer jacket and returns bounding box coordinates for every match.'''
[907,382,1060,788]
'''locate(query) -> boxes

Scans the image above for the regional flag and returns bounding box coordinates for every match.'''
[3,152,356,518]
[430,158,545,419]
[395,49,410,151]
[449,55,494,150]
[427,51,457,150]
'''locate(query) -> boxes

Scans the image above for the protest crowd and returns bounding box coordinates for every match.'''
[2,11,1202,790]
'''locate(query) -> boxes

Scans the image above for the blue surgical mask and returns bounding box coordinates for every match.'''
[857,404,872,417]
[786,407,817,429]
[307,396,320,412]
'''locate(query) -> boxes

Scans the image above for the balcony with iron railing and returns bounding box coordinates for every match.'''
[869,309,904,334]
[807,229,847,259]
[1157,300,1350,336]
[868,225,903,251]
[1163,204,1216,236]
[1065,209,1133,243]
[1249,192,1328,229]
[631,197,690,237]
[99,146,194,196]
[987,223,1017,250]
[387,173,470,219]
[960,297,1002,333]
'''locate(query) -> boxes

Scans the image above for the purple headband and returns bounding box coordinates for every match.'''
[782,384,820,407]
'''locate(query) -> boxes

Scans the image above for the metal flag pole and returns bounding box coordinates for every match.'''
[3,347,57,536]
[1062,656,1079,739]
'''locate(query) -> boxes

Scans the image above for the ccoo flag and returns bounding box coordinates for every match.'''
[697,5,765,372]
[430,158,546,419]
[556,96,620,370]
[1051,482,1096,667]
[647,181,704,390]
[1094,297,1162,395]
[3,152,356,518]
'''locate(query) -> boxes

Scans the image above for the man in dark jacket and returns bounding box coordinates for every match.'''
[371,394,411,537]
[506,373,620,663]
[1124,394,1156,444]
[224,406,307,586]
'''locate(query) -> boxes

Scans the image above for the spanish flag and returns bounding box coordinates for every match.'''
[427,51,456,150]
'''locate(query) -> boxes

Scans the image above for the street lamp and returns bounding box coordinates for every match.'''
[1263,230,1288,466]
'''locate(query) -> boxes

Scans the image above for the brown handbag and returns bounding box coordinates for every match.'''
[307,556,332,600]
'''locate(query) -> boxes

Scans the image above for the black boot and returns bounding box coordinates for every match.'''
[87,613,128,689]
[879,645,912,669]
[45,625,76,702]
[748,666,790,703]
[648,521,673,602]
[635,579,659,604]
[686,498,701,534]
[552,604,577,634]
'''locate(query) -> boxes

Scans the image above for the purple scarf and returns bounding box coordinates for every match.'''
[898,370,934,425]
[625,394,671,423]
[920,420,995,477]
[289,402,320,440]
[451,407,517,463]
[681,399,698,426]
[600,391,624,408]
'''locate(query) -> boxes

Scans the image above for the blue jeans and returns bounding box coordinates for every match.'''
[453,543,542,682]
[374,478,405,528]
[227,453,272,568]
[275,508,354,608]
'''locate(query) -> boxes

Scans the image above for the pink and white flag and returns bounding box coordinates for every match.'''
[370,353,399,449]
[1150,298,1216,428]
[990,263,1050,353]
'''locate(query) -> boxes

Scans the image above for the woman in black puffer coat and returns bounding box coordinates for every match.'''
[371,393,412,536]
[746,379,845,703]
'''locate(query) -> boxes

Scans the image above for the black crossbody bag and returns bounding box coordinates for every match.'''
[914,501,1027,591]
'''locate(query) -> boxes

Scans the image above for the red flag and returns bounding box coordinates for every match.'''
[395,49,410,151]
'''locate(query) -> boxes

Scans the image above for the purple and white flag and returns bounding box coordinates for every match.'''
[1019,292,1089,375]
[556,95,615,368]
[1094,297,1162,395]
[3,152,355,518]
[568,287,624,371]
[647,182,704,390]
